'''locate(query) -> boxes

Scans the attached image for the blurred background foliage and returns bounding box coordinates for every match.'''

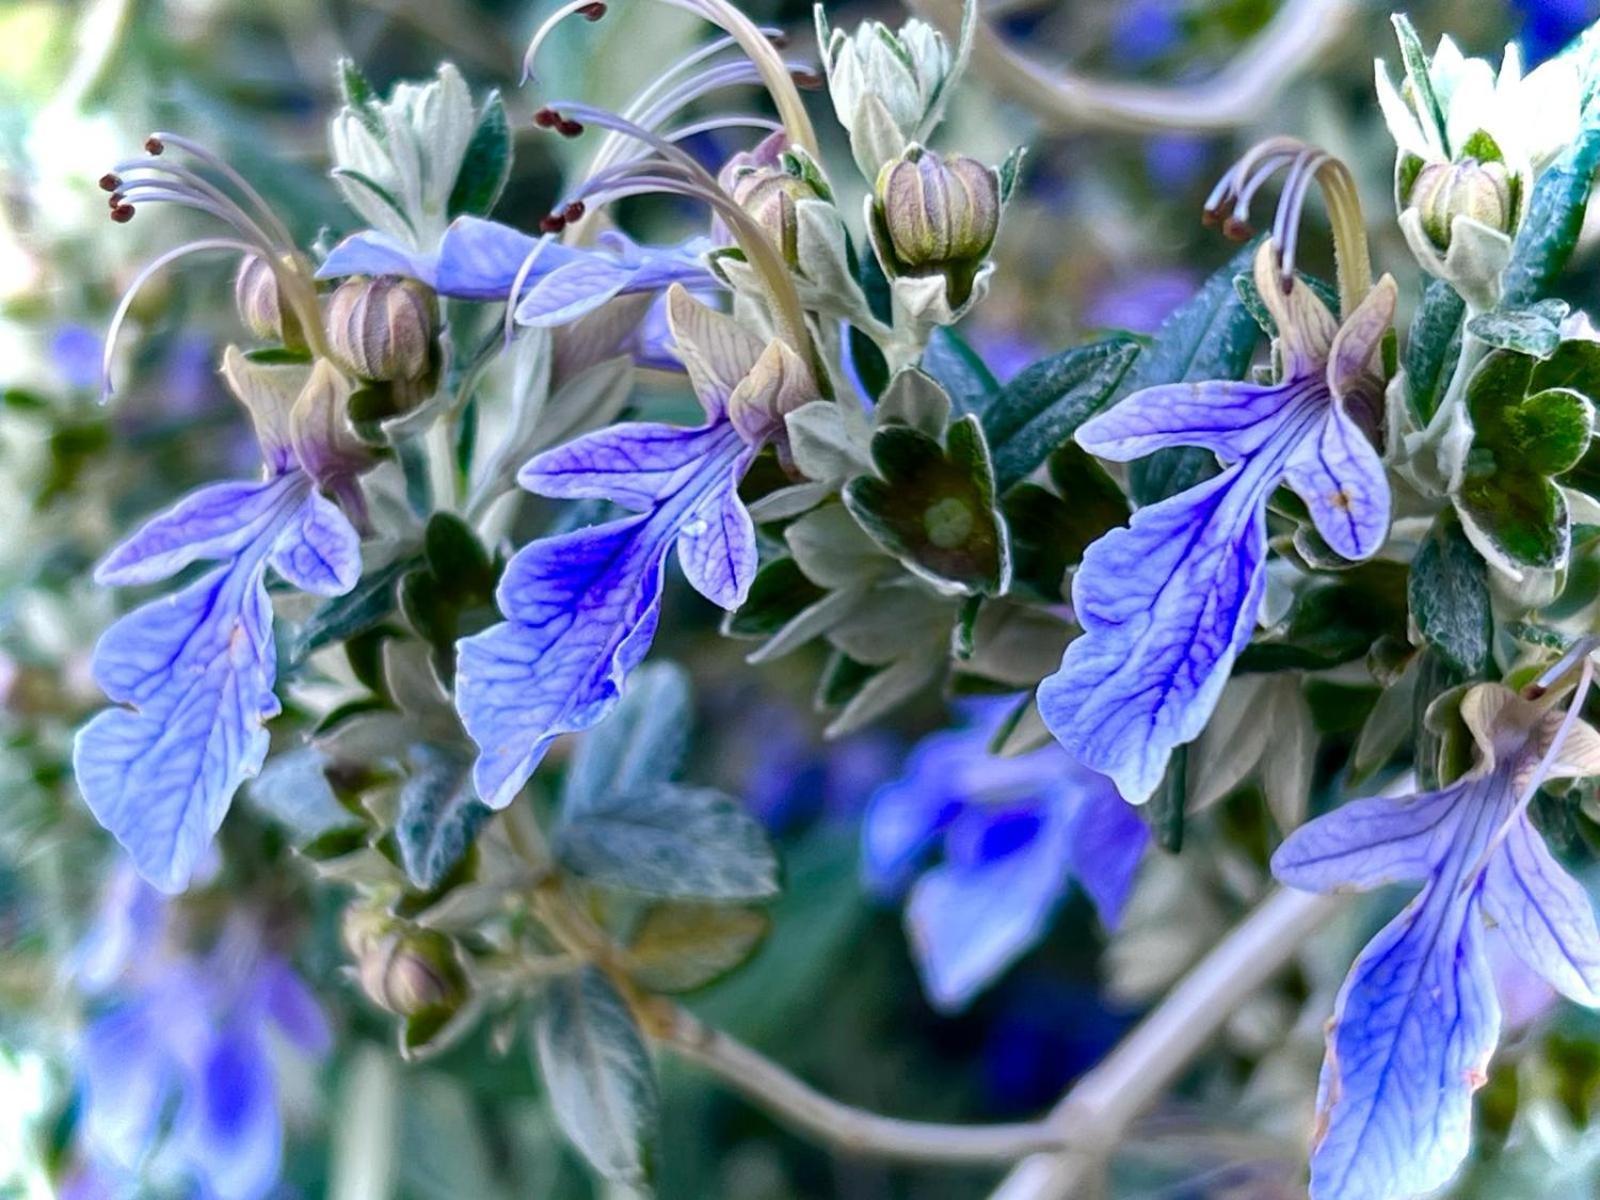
[5,1,1600,1197]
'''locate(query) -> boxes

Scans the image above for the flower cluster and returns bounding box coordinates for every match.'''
[40,5,1600,1200]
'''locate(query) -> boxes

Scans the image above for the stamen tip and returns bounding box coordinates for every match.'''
[1221,217,1253,241]
[143,135,164,156]
[534,107,560,129]
[110,204,136,224]
[562,200,586,222]
[556,119,584,138]
[98,173,121,192]
[539,213,567,234]
[577,1,606,19]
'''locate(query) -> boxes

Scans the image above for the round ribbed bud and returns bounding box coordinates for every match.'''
[323,275,438,384]
[727,170,825,268]
[234,254,305,350]
[342,909,469,1020]
[874,147,999,307]
[1409,158,1515,250]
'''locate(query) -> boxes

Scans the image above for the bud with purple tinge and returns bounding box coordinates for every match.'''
[324,275,439,388]
[342,907,470,1021]
[870,146,1000,310]
[234,254,307,351]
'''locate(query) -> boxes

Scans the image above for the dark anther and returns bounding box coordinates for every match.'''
[562,201,586,222]
[1221,216,1253,241]
[144,136,165,155]
[110,204,136,223]
[539,213,567,234]
[98,173,121,192]
[108,193,125,207]
[577,2,607,19]
[556,119,584,138]
[792,70,825,90]
[534,107,560,128]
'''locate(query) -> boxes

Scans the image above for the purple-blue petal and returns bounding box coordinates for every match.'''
[1309,881,1498,1200]
[255,957,333,1057]
[1038,464,1271,803]
[175,1027,282,1200]
[316,230,436,286]
[1062,781,1149,929]
[673,442,758,609]
[519,422,730,509]
[95,476,305,588]
[456,513,670,810]
[1076,379,1296,463]
[79,1002,171,1171]
[267,489,362,596]
[1481,815,1600,1005]
[1272,784,1464,893]
[515,257,637,327]
[905,803,1073,1012]
[1283,405,1392,561]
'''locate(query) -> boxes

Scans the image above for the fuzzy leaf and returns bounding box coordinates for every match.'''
[1409,512,1493,677]
[563,662,692,816]
[556,786,778,901]
[1501,113,1600,307]
[447,91,512,219]
[1466,300,1570,360]
[397,744,489,891]
[1405,280,1466,424]
[624,903,770,994]
[533,969,658,1189]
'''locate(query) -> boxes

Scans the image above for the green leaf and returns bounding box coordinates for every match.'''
[1457,344,1599,570]
[1232,268,1340,336]
[563,662,691,814]
[1409,512,1493,677]
[331,168,416,234]
[979,336,1141,492]
[921,326,999,415]
[1391,15,1450,153]
[1467,300,1570,360]
[844,415,1011,595]
[400,513,499,684]
[448,91,513,219]
[337,58,382,133]
[1237,562,1408,671]
[291,557,412,666]
[1002,444,1129,599]
[533,969,658,1189]
[555,785,779,901]
[1113,240,1263,504]
[1405,279,1466,423]
[1502,114,1600,306]
[624,903,769,994]
[722,557,827,638]
[396,744,488,891]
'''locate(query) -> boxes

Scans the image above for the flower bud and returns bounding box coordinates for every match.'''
[343,908,469,1020]
[323,275,438,385]
[821,15,950,151]
[1407,158,1515,250]
[872,147,1000,309]
[234,254,306,351]
[720,136,831,269]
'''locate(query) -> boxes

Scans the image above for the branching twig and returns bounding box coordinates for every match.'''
[651,1004,1065,1164]
[906,0,1357,133]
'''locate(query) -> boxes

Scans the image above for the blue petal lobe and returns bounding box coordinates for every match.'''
[1062,780,1149,928]
[456,514,669,810]
[1283,404,1391,560]
[1272,784,1463,893]
[515,256,635,327]
[1038,464,1271,802]
[674,443,758,609]
[906,803,1072,1012]
[95,477,304,587]
[1310,880,1499,1200]
[268,489,362,596]
[176,1027,282,1200]
[316,230,436,285]
[1481,815,1600,1005]
[1076,380,1296,463]
[519,422,731,509]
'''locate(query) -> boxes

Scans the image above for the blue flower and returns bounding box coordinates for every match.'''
[319,216,716,322]
[73,868,330,1200]
[862,702,1149,1012]
[1272,682,1600,1200]
[455,286,816,809]
[73,356,363,892]
[1039,242,1397,802]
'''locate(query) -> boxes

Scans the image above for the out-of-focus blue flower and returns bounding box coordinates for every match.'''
[979,976,1135,1114]
[730,699,900,833]
[1272,682,1600,1200]
[1039,243,1396,802]
[73,360,363,892]
[1110,0,1181,67]
[1083,266,1199,335]
[455,286,816,809]
[72,868,330,1200]
[1144,134,1210,192]
[862,701,1148,1013]
[50,324,104,391]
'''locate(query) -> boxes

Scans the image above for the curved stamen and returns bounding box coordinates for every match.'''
[1203,135,1372,316]
[502,235,558,346]
[111,159,281,254]
[619,29,782,121]
[101,238,259,400]
[149,131,298,250]
[110,182,278,254]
